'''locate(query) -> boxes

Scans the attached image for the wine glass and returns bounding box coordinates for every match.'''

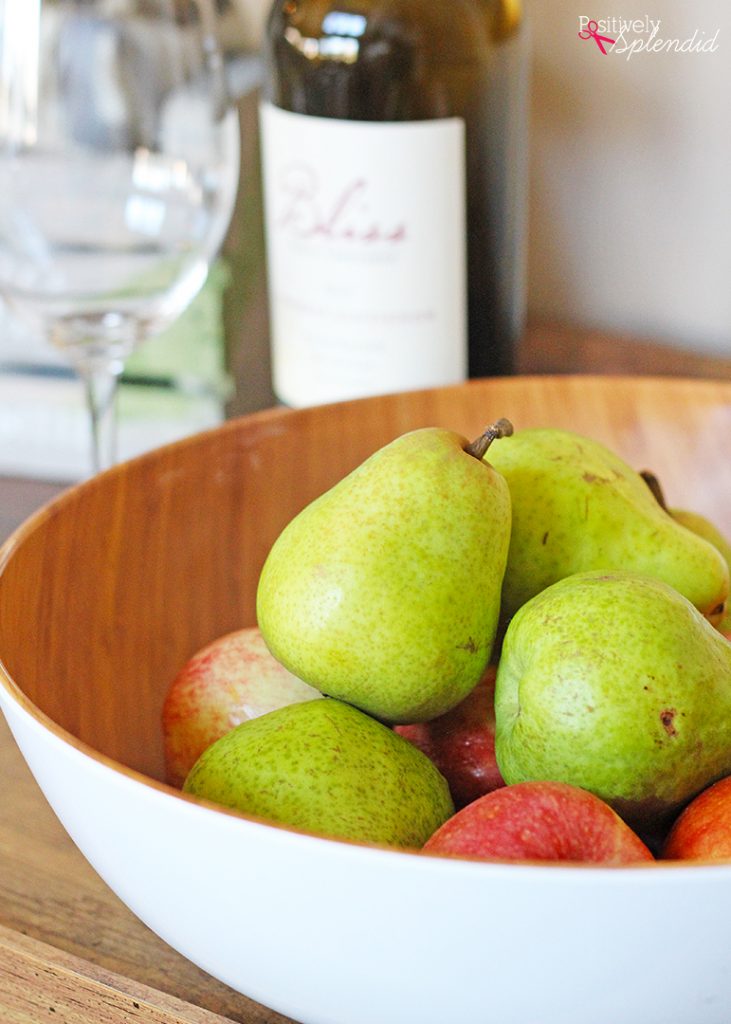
[0,0,240,474]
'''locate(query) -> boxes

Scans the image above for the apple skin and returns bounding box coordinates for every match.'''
[662,775,731,861]
[395,666,504,808]
[423,780,654,864]
[162,626,322,788]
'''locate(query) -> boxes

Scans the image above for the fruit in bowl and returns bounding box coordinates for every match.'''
[179,415,731,852]
[162,625,322,788]
[1,376,731,1024]
[395,664,505,809]
[183,697,454,846]
[662,775,731,861]
[494,570,731,831]
[424,780,654,864]
[256,421,514,723]
[486,427,728,623]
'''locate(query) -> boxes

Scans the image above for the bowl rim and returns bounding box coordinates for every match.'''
[2,374,731,874]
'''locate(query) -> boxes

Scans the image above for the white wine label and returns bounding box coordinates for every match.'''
[259,102,467,407]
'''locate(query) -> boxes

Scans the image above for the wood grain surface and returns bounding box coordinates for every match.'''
[0,326,729,1024]
[0,924,244,1024]
[0,711,292,1024]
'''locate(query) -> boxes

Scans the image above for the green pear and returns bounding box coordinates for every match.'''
[487,429,729,622]
[670,508,731,568]
[183,698,454,847]
[641,469,731,632]
[257,423,513,723]
[669,509,731,633]
[494,570,731,829]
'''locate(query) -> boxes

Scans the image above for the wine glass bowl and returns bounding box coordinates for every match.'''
[0,0,240,471]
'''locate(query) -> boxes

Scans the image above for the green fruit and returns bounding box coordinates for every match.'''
[670,508,731,633]
[183,698,454,847]
[487,429,729,621]
[257,424,512,723]
[494,570,731,829]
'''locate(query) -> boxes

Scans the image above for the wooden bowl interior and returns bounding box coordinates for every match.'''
[0,376,729,783]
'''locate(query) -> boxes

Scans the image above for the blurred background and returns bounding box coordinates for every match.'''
[0,0,729,479]
[223,0,731,352]
[528,0,730,356]
[224,0,731,411]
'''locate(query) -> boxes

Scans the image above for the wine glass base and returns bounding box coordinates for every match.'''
[49,311,141,374]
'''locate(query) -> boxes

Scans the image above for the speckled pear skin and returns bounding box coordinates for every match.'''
[670,508,731,633]
[256,427,511,723]
[183,698,454,848]
[487,429,729,622]
[494,571,731,829]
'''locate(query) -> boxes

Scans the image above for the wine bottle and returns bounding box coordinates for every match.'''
[259,0,528,407]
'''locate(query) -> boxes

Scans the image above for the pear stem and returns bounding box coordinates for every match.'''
[465,418,514,460]
[640,469,668,510]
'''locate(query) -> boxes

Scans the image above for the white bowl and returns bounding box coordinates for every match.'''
[1,376,730,1024]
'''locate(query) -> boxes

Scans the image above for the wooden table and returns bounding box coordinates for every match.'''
[1,323,730,1023]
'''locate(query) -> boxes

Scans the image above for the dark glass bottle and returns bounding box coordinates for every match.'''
[260,0,528,406]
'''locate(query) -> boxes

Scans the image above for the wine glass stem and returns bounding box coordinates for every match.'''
[79,362,121,474]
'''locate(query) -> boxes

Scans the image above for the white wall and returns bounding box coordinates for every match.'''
[527,0,730,353]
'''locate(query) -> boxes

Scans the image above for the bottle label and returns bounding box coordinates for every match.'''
[259,102,467,407]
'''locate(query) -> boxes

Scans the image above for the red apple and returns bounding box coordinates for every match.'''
[395,665,504,808]
[423,780,654,864]
[662,775,731,861]
[162,626,321,787]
